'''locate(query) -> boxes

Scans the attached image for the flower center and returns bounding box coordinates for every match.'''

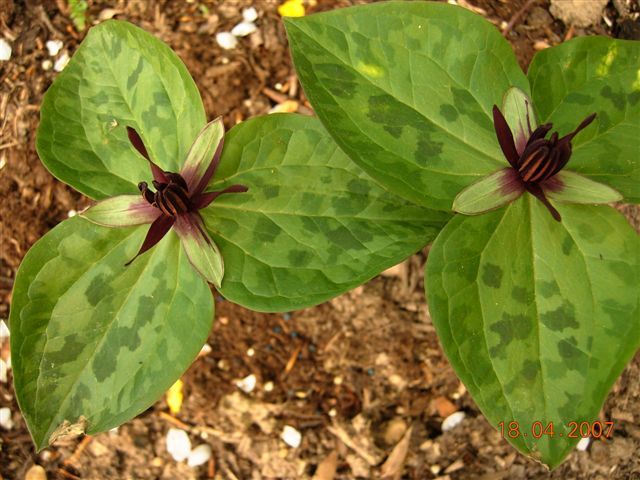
[138,172,191,217]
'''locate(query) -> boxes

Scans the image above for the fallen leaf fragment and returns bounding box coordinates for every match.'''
[314,450,338,480]
[166,379,184,414]
[433,396,457,418]
[380,425,413,480]
[278,0,305,17]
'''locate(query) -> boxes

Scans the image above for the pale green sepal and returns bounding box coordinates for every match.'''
[502,87,537,155]
[180,117,224,193]
[81,195,159,227]
[174,213,224,288]
[544,170,623,205]
[453,169,524,215]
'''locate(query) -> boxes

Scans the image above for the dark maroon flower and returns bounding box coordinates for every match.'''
[82,118,247,286]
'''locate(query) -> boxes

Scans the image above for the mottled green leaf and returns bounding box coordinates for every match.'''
[426,196,639,468]
[285,2,529,211]
[528,36,640,202]
[36,20,206,200]
[9,216,213,449]
[204,114,450,312]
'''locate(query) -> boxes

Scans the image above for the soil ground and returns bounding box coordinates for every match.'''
[1,1,639,479]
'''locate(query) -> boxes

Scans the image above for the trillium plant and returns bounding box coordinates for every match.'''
[10,20,448,450]
[285,0,639,469]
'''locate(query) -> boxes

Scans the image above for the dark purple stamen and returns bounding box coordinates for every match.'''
[492,106,596,221]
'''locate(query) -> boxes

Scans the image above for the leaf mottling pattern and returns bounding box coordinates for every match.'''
[10,217,213,449]
[285,2,529,210]
[426,196,639,468]
[204,114,450,312]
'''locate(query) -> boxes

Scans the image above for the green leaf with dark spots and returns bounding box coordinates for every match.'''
[285,2,529,211]
[426,194,639,468]
[204,114,450,312]
[9,216,213,450]
[528,37,640,203]
[36,20,206,200]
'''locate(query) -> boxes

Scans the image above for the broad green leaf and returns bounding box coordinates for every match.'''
[545,171,622,205]
[426,196,639,468]
[36,20,206,200]
[453,168,523,215]
[9,216,213,449]
[203,114,450,312]
[285,2,529,211]
[528,36,640,202]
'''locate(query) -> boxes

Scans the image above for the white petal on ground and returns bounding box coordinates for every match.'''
[441,411,466,432]
[166,428,192,462]
[187,444,212,467]
[0,407,13,430]
[242,7,258,23]
[54,51,70,72]
[281,425,302,448]
[0,359,7,383]
[216,32,237,50]
[576,437,591,451]
[0,320,9,339]
[0,39,11,61]
[46,40,63,56]
[235,374,257,393]
[231,21,257,37]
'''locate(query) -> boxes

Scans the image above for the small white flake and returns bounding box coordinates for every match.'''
[0,320,9,339]
[576,437,591,451]
[68,210,77,218]
[54,52,70,72]
[0,407,13,430]
[281,425,302,448]
[246,347,255,357]
[199,343,212,356]
[242,7,258,23]
[216,32,238,50]
[442,411,466,432]
[231,22,257,37]
[235,374,256,393]
[46,40,64,56]
[166,428,192,462]
[42,59,53,71]
[0,359,7,383]
[0,39,11,61]
[263,381,274,392]
[187,443,211,467]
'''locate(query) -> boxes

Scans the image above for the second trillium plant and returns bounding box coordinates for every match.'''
[285,0,639,469]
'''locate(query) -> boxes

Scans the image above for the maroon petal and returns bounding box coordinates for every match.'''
[492,105,519,168]
[525,183,561,222]
[125,214,175,266]
[561,113,597,143]
[127,126,168,183]
[192,184,249,210]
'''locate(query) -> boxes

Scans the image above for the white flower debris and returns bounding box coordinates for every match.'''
[0,359,7,383]
[46,40,63,56]
[235,373,257,393]
[0,407,13,430]
[231,22,257,37]
[0,39,11,61]
[42,59,53,71]
[187,443,212,467]
[0,320,9,340]
[281,425,302,448]
[242,7,258,23]
[216,32,238,50]
[576,437,591,451]
[166,428,192,462]
[441,411,466,432]
[68,209,77,217]
[54,51,70,72]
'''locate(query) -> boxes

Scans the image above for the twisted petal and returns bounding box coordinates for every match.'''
[453,168,524,215]
[492,106,519,169]
[173,212,224,287]
[81,195,160,226]
[525,183,561,222]
[125,214,175,266]
[191,184,249,210]
[127,126,168,183]
[180,117,225,196]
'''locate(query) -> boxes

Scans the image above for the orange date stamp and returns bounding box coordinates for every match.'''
[498,421,614,439]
